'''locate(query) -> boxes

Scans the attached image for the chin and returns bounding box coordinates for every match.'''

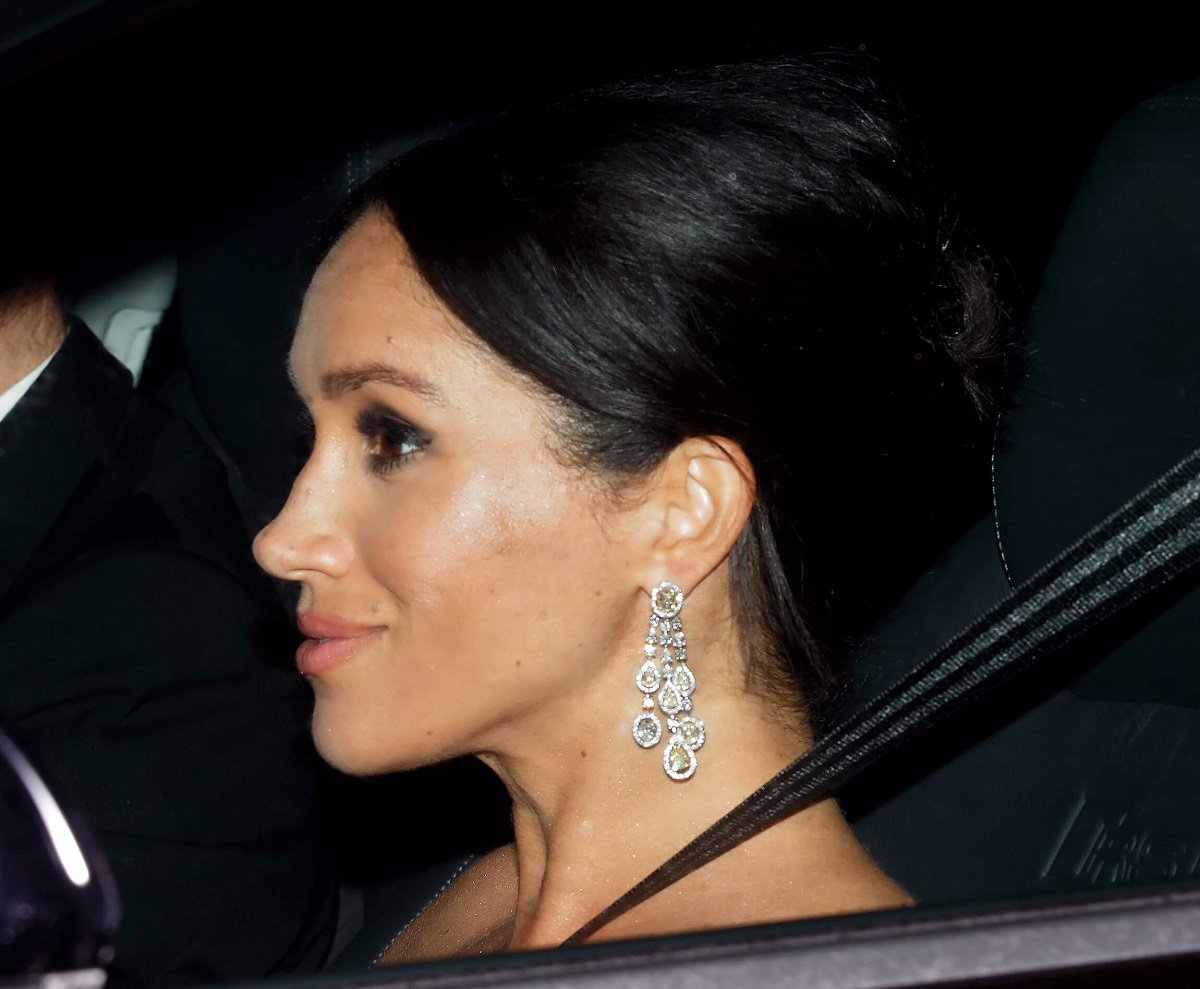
[309,702,440,777]
[311,730,376,776]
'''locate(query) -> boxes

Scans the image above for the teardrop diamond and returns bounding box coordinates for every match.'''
[657,684,683,715]
[635,660,661,693]
[676,715,705,750]
[670,664,696,697]
[663,736,697,780]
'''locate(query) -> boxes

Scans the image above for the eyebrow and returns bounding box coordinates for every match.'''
[292,362,445,404]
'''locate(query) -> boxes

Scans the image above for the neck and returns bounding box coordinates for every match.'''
[0,284,66,394]
[474,580,816,948]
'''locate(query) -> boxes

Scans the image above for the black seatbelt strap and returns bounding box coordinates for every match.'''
[567,443,1200,943]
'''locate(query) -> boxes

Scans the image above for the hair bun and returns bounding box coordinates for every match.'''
[931,246,1013,420]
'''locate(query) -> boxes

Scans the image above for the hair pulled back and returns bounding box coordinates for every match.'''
[333,54,1009,729]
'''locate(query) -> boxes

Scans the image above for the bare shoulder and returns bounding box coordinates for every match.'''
[377,845,518,964]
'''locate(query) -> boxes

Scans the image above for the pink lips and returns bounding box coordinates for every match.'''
[295,613,384,675]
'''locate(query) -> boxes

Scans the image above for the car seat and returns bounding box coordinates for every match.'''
[842,77,1200,902]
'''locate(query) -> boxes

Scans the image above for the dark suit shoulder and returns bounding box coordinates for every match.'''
[0,540,332,986]
[0,325,334,986]
[101,391,270,590]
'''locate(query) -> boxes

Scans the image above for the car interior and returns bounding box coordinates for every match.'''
[3,5,1200,986]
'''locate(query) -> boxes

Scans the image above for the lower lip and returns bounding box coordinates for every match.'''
[295,631,382,676]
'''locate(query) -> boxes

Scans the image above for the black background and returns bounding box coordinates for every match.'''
[3,5,1199,305]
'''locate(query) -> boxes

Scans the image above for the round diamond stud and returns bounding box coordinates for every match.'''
[650,581,685,619]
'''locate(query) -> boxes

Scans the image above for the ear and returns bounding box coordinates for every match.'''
[635,436,756,593]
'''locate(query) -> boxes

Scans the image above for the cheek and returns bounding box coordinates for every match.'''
[369,459,613,644]
[307,452,631,774]
[405,452,570,561]
[463,463,609,598]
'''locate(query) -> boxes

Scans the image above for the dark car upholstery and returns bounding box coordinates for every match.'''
[844,78,1200,903]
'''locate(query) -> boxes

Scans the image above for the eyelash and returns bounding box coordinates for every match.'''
[297,408,316,460]
[356,407,429,475]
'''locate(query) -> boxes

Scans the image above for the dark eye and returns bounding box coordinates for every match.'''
[357,407,428,475]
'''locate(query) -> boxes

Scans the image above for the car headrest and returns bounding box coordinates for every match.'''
[175,135,425,529]
[993,78,1200,709]
[68,255,177,382]
[844,80,1200,905]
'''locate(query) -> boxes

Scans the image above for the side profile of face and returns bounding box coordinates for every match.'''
[253,210,646,775]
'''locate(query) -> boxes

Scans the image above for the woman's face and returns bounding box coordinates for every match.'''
[253,210,641,774]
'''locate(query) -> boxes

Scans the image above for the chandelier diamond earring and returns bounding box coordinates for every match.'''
[631,580,705,781]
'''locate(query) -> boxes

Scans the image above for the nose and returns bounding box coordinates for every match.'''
[253,459,354,582]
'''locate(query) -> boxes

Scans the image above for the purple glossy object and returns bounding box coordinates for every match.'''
[0,724,119,987]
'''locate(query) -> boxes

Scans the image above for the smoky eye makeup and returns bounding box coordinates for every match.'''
[356,405,430,475]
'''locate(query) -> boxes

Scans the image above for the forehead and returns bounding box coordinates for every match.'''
[290,211,482,386]
[311,210,431,310]
[288,211,553,425]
